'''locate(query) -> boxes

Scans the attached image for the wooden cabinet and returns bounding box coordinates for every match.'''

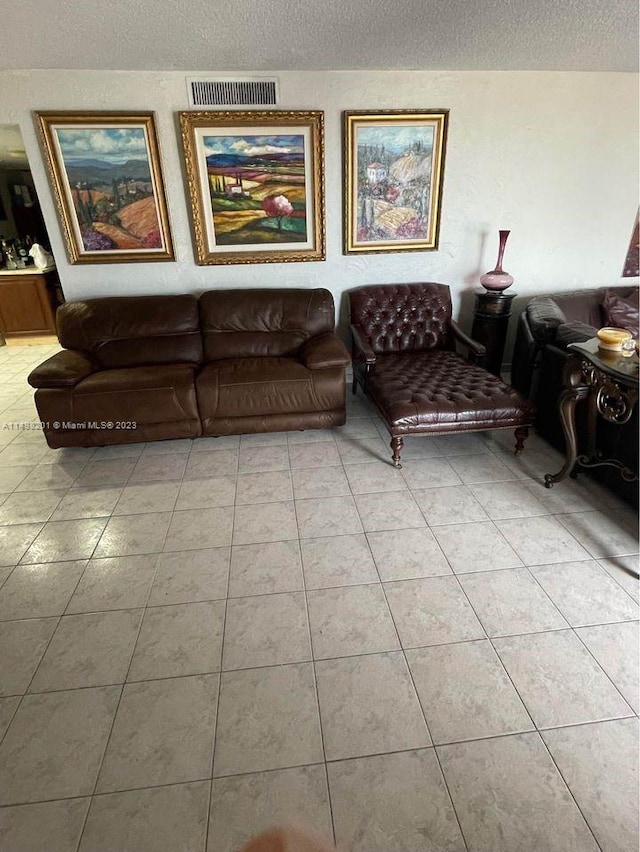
[0,270,60,339]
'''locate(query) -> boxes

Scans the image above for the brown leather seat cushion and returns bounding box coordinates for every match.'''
[368,350,534,433]
[73,364,199,424]
[196,357,344,423]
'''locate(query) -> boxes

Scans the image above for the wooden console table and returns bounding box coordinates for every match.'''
[544,338,639,488]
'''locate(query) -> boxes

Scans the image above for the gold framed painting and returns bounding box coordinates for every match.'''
[35,111,174,264]
[343,109,449,255]
[179,110,325,265]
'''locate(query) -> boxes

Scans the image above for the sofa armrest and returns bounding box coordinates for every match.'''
[526,296,567,343]
[28,351,95,389]
[450,320,486,363]
[350,324,377,365]
[554,321,597,348]
[301,332,351,370]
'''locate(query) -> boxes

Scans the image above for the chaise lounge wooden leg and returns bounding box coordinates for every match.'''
[514,426,529,454]
[391,436,404,468]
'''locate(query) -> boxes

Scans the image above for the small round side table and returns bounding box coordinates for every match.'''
[471,290,516,377]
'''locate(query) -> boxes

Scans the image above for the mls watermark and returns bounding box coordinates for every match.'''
[2,421,138,431]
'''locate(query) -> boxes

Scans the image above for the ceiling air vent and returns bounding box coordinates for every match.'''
[186,77,279,108]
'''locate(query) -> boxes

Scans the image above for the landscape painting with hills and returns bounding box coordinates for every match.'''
[202,133,308,246]
[55,126,164,252]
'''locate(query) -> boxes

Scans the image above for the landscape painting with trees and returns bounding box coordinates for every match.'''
[179,111,325,265]
[36,112,174,264]
[343,110,449,255]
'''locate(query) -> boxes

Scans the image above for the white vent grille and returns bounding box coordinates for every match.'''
[187,77,279,107]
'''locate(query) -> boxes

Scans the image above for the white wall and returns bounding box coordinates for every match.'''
[0,69,637,342]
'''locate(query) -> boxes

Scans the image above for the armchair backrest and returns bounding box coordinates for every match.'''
[348,283,452,354]
[199,288,335,361]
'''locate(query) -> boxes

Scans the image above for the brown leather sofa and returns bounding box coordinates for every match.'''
[28,288,350,448]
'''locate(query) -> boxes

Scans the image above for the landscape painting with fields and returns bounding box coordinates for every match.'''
[202,133,308,246]
[55,127,163,252]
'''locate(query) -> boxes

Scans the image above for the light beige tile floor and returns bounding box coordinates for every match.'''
[0,343,638,851]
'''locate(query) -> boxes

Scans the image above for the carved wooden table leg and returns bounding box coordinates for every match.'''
[390,436,404,468]
[544,384,588,487]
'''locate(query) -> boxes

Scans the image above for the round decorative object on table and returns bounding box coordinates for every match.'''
[480,230,514,292]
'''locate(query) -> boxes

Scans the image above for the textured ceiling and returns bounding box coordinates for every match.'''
[4,0,639,72]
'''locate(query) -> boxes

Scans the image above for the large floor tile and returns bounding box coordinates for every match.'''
[228,540,302,597]
[384,576,485,648]
[399,457,462,490]
[30,609,143,691]
[235,470,293,504]
[238,444,289,473]
[289,442,341,469]
[495,515,590,566]
[213,663,323,776]
[0,466,34,495]
[448,452,516,484]
[542,718,639,852]
[93,512,170,558]
[0,560,86,620]
[328,749,465,852]
[598,555,639,602]
[412,485,488,526]
[458,567,569,637]
[0,797,90,852]
[113,481,180,515]
[307,584,399,659]
[296,495,363,539]
[315,652,430,760]
[354,490,426,532]
[493,630,634,728]
[51,485,122,521]
[175,475,237,510]
[79,781,210,852]
[557,510,639,558]
[0,686,120,804]
[129,452,188,483]
[233,501,298,545]
[367,527,451,580]
[344,462,407,494]
[208,765,333,852]
[128,601,224,681]
[0,696,19,740]
[184,449,238,479]
[291,465,351,499]
[468,479,548,519]
[96,674,219,792]
[334,435,389,465]
[407,640,533,744]
[149,547,229,605]
[0,523,44,566]
[66,554,159,613]
[20,518,107,564]
[71,458,135,488]
[530,560,639,626]
[0,488,64,525]
[222,592,310,670]
[300,533,378,588]
[165,507,233,550]
[0,617,58,696]
[575,621,639,712]
[17,463,85,492]
[433,521,523,573]
[438,732,598,851]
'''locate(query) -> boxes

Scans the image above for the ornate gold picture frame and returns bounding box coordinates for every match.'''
[35,111,174,264]
[179,110,325,265]
[343,109,449,255]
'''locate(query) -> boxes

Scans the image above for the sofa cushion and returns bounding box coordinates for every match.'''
[196,357,343,423]
[72,364,199,424]
[200,289,335,361]
[602,288,640,337]
[57,295,203,368]
[554,321,599,348]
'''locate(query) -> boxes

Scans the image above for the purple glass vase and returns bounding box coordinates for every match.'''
[480,230,514,292]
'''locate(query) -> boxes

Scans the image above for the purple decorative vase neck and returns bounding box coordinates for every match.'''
[480,229,514,292]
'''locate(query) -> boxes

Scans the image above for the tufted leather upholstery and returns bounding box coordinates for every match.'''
[349,283,534,466]
[349,283,453,354]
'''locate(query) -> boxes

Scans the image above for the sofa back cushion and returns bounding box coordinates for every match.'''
[57,295,203,368]
[602,287,639,337]
[199,289,335,361]
[349,283,452,354]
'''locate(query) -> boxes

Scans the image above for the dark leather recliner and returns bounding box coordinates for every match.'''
[349,283,534,467]
[28,288,350,448]
[511,286,638,506]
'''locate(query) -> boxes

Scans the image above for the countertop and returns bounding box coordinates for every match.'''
[0,266,56,277]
